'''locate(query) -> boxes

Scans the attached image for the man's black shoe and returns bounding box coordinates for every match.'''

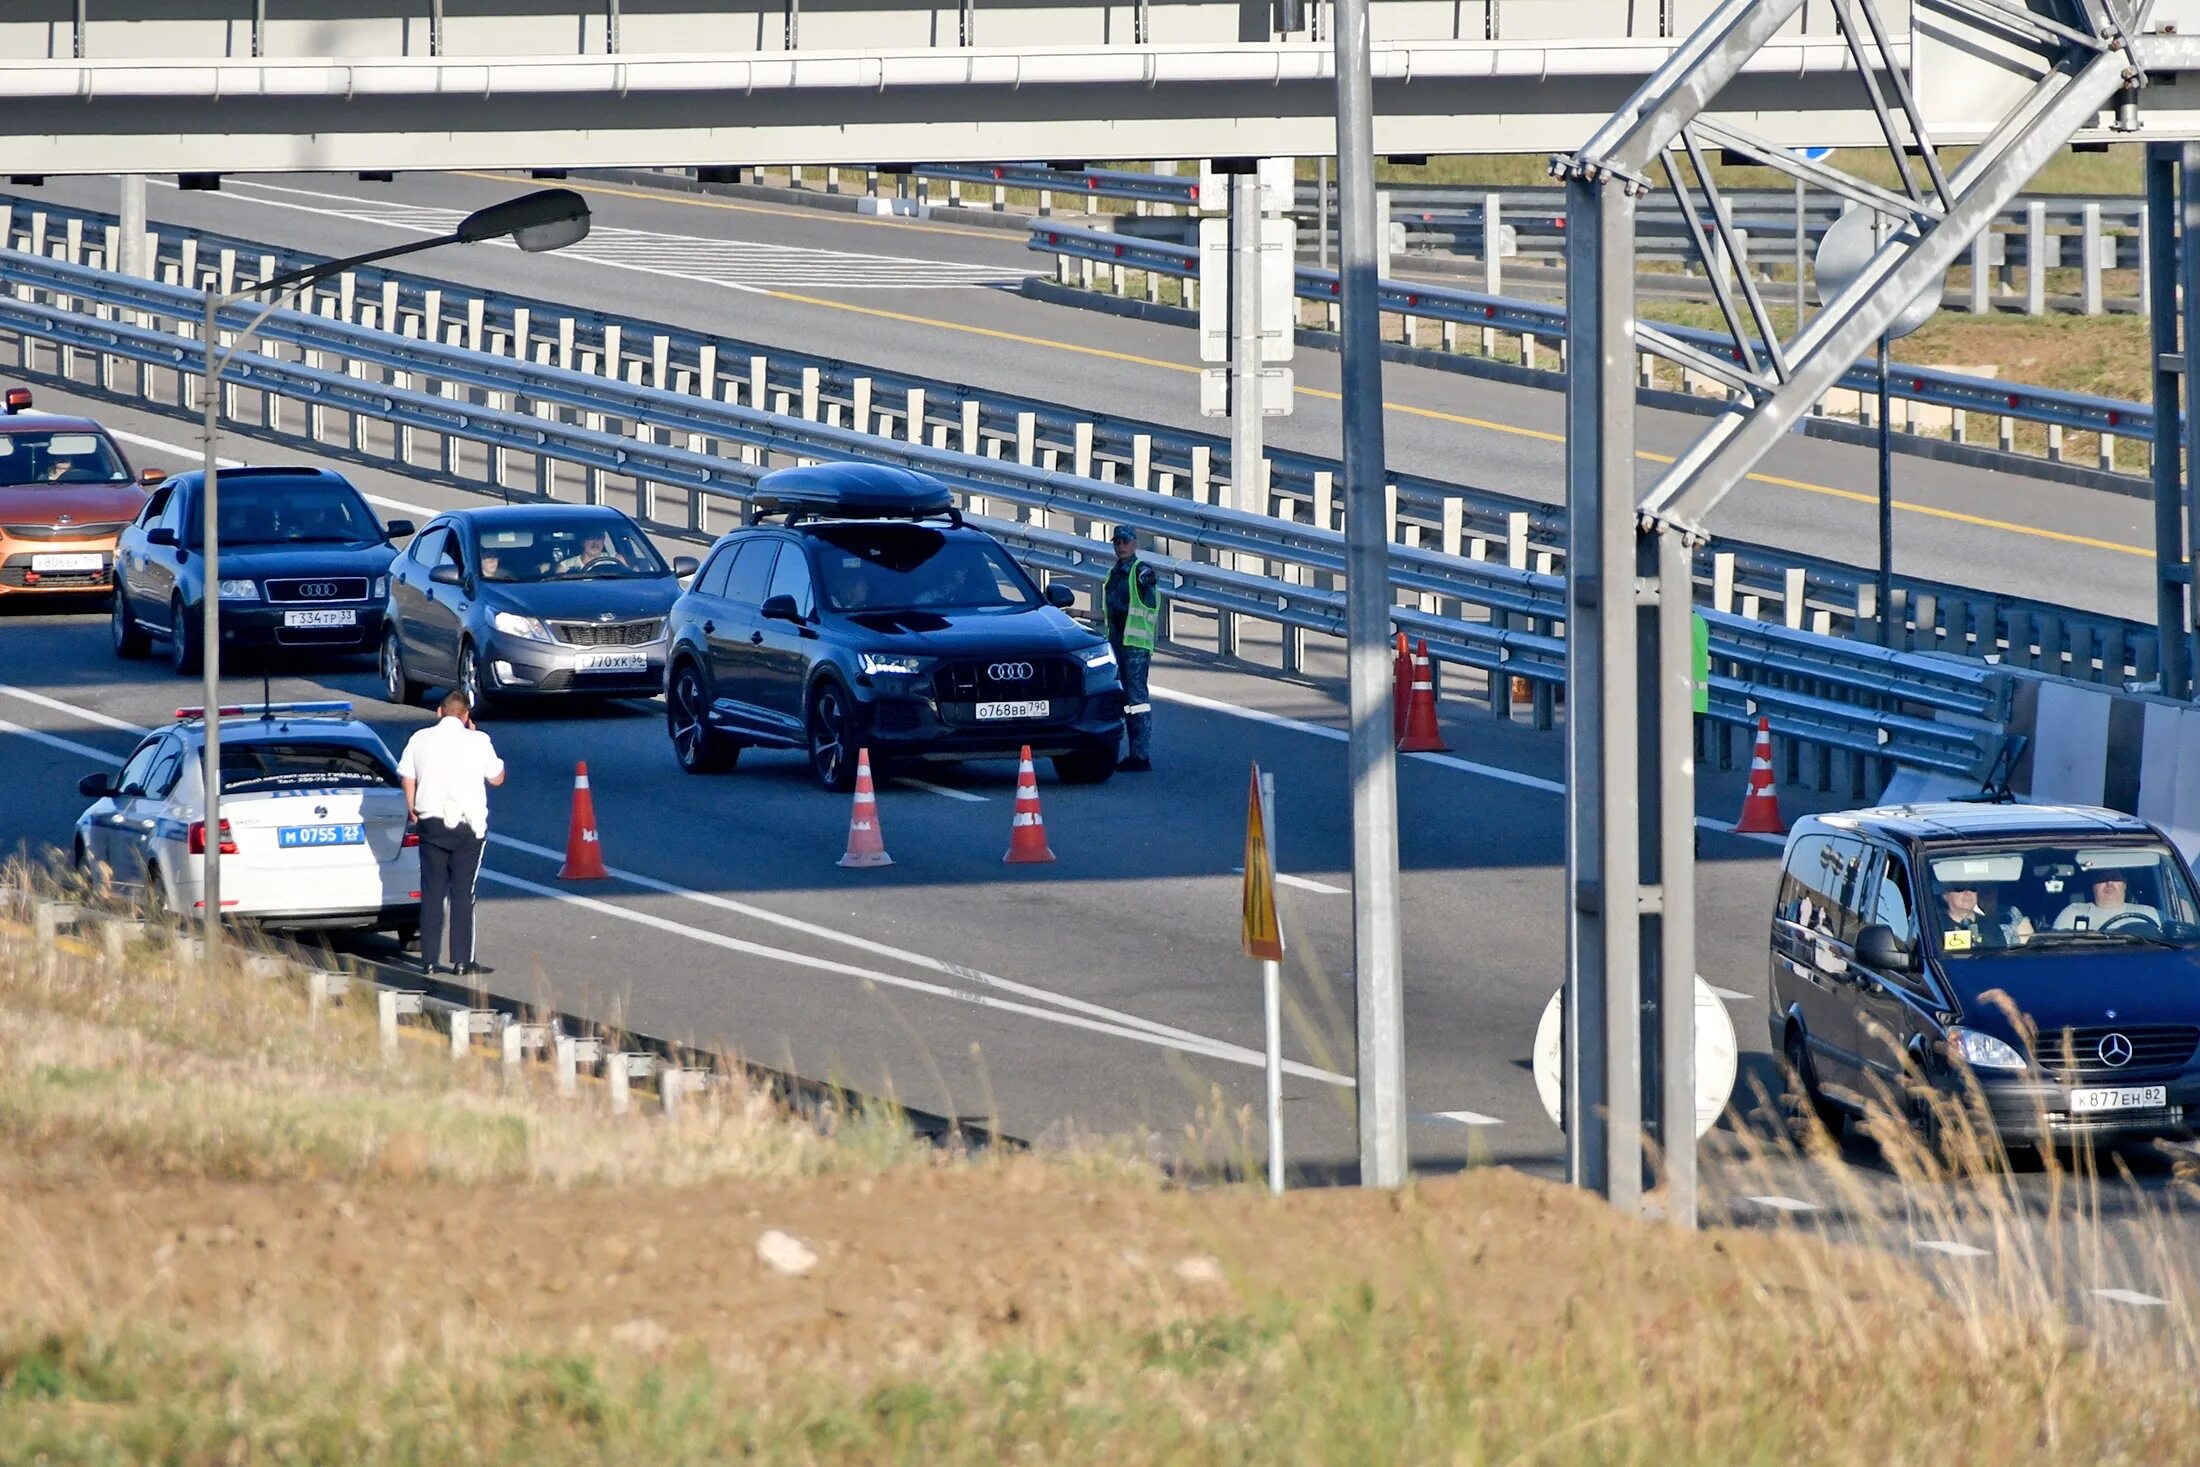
[427,962,458,976]
[455,962,495,978]
[1119,756,1153,772]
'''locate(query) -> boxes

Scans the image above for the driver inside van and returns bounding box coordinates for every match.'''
[2053,872,2163,931]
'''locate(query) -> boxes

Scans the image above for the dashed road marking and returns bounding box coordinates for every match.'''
[1414,1110,1505,1126]
[0,714,122,763]
[2093,1287,2169,1307]
[1744,1194,1822,1213]
[1913,1239,1991,1258]
[894,777,990,803]
[1709,985,1754,1003]
[1232,865,1348,896]
[0,683,153,736]
[105,427,434,519]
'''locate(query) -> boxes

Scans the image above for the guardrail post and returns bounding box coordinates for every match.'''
[800,366,820,422]
[2081,202,2103,316]
[1132,434,1152,491]
[1015,412,1037,473]
[1073,421,1094,480]
[2026,202,2047,315]
[851,375,872,436]
[1313,470,1335,536]
[378,989,424,1060]
[904,387,925,445]
[958,398,978,455]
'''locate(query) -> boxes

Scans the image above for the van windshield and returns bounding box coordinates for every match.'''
[1922,840,2200,957]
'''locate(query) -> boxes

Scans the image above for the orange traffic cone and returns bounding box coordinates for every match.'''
[838,748,893,868]
[1735,716,1786,835]
[1396,639,1450,753]
[1392,631,1411,744]
[1003,745,1057,864]
[557,761,609,880]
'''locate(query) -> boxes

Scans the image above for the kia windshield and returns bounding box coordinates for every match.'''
[0,430,130,487]
[191,482,380,546]
[475,520,668,582]
[812,525,1039,612]
[1922,841,2200,957]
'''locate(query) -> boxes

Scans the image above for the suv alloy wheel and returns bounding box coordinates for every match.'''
[807,680,856,793]
[668,662,739,774]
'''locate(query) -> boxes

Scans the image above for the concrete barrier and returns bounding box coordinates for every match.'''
[1992,675,2200,862]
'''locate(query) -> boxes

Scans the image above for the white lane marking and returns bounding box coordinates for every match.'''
[478,864,1318,1077]
[893,777,989,804]
[186,178,1026,291]
[1413,1110,1505,1126]
[101,426,435,518]
[487,830,1352,1088]
[0,714,126,763]
[0,683,152,737]
[1231,865,1348,896]
[1743,1194,1821,1213]
[1912,1239,1990,1258]
[2093,1287,2169,1308]
[1153,682,1786,846]
[1709,985,1753,1003]
[0,679,1337,1081]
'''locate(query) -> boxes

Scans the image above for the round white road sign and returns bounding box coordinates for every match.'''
[1813,206,1942,340]
[1532,976,1738,1141]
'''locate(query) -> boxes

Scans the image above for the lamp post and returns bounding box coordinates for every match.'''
[195,188,591,955]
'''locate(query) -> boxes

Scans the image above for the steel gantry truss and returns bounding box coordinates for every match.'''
[1555,0,2151,1223]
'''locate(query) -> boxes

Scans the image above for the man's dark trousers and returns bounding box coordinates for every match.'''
[416,816,486,968]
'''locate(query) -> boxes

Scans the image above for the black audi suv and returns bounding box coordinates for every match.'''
[1771,801,2200,1153]
[111,467,410,675]
[663,463,1124,790]
[381,504,696,710]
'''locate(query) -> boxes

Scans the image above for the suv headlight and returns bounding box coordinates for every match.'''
[492,610,554,642]
[217,578,259,601]
[1947,1026,2026,1071]
[859,652,926,677]
[1080,644,1117,671]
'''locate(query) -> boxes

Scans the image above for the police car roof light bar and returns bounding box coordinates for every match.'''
[3,387,30,414]
[174,700,353,722]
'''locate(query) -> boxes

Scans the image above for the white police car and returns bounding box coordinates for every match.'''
[74,702,421,940]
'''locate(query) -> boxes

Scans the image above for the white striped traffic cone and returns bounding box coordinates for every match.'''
[1003,744,1057,864]
[1735,716,1786,835]
[837,748,893,868]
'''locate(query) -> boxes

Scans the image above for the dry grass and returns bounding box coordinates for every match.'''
[8,872,2200,1462]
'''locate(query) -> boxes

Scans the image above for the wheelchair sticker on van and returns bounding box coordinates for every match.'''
[1943,928,1974,952]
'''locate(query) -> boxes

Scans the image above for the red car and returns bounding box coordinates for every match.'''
[0,387,165,603]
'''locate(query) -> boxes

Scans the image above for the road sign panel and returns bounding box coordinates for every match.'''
[1241,763,1283,961]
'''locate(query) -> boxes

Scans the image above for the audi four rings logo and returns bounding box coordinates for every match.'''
[988,662,1035,681]
[2098,1032,2135,1068]
[299,581,341,599]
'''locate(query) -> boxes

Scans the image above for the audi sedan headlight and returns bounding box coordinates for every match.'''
[859,652,927,677]
[217,578,259,601]
[491,609,555,642]
[1080,644,1117,670]
[1947,1026,2026,1071]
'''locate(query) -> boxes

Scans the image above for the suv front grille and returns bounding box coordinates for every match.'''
[551,618,662,647]
[264,576,370,603]
[4,521,127,541]
[2036,1024,2199,1079]
[931,657,1081,701]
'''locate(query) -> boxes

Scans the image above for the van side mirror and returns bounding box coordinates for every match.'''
[1045,583,1076,609]
[1857,923,1916,973]
[760,593,802,624]
[429,563,465,588]
[144,526,178,548]
[78,771,116,799]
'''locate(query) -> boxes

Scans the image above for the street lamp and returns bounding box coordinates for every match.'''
[194,187,590,955]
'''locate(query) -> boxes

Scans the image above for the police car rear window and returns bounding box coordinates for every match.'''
[219,742,397,793]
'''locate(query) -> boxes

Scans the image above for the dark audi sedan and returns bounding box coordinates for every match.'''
[1771,801,2200,1153]
[112,467,409,675]
[382,505,696,710]
[664,463,1124,790]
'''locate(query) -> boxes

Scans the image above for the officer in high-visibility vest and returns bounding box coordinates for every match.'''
[1105,524,1161,772]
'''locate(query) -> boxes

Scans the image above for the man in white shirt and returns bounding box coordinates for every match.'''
[397,690,506,976]
[2052,872,2163,933]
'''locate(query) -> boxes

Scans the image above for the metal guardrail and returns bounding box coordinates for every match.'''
[2,191,2150,699]
[0,246,2015,780]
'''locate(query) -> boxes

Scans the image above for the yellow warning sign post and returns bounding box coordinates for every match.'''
[1242,763,1285,1193]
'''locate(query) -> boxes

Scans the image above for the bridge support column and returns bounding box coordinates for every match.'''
[2147,144,2191,699]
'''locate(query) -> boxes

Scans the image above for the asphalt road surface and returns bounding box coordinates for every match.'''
[6,170,2161,625]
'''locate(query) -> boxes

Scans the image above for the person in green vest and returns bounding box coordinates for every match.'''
[1105,525,1161,772]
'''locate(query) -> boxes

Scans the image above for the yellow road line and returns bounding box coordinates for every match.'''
[471,172,2150,560]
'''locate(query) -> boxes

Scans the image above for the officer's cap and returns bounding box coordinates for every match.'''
[1110,524,1137,545]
